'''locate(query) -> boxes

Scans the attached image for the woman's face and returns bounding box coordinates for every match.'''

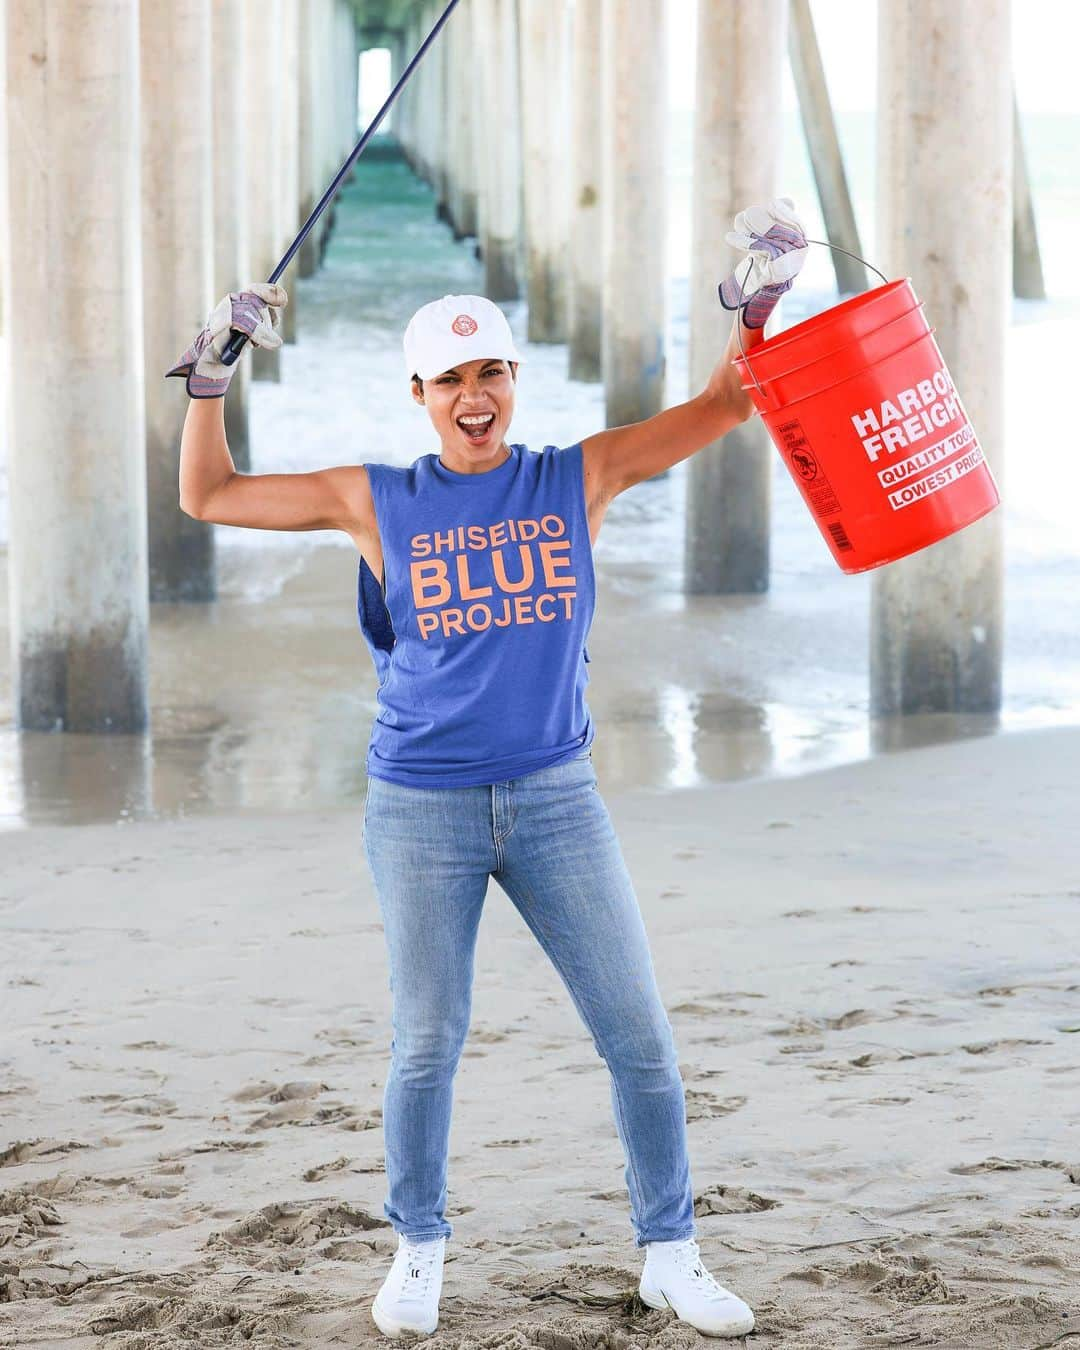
[412,356,517,466]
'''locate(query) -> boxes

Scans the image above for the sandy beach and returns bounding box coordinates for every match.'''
[2,724,1078,1347]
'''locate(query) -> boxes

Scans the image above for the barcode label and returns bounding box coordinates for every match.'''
[827,521,854,552]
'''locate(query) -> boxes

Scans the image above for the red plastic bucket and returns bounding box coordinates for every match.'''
[732,278,1000,574]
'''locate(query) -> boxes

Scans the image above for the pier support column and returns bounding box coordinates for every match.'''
[685,0,785,593]
[475,0,522,300]
[211,0,252,472]
[298,0,322,277]
[245,0,282,382]
[2,1,149,729]
[519,0,570,340]
[444,2,468,237]
[279,0,301,345]
[568,0,603,382]
[602,0,666,426]
[458,2,479,240]
[430,1,450,221]
[142,0,217,601]
[872,0,1009,718]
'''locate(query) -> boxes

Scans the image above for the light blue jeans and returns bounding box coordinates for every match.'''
[362,746,697,1249]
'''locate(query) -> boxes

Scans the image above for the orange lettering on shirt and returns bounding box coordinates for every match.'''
[456,552,493,600]
[412,558,451,607]
[538,539,575,588]
[491,544,535,593]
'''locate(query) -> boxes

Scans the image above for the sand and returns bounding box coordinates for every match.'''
[1,724,1078,1347]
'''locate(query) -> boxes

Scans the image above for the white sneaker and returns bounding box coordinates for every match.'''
[639,1236,755,1338]
[371,1233,446,1339]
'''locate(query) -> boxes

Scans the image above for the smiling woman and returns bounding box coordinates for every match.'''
[403,294,525,473]
[173,272,761,1340]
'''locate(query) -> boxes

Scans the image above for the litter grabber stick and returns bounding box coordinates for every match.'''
[220,0,462,368]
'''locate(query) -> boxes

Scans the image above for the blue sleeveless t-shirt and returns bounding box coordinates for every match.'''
[357,441,596,788]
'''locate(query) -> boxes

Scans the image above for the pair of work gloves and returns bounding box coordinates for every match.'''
[718,196,809,330]
[166,196,808,399]
[166,283,289,399]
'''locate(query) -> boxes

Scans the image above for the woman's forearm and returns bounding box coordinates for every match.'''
[178,396,235,516]
[703,312,767,420]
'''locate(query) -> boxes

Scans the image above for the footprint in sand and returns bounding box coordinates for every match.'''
[204,1198,386,1269]
[670,990,763,1017]
[247,1100,360,1131]
[949,1157,1080,1184]
[835,1253,957,1306]
[314,1026,374,1048]
[301,1156,354,1183]
[0,1190,62,1243]
[696,1182,781,1214]
[960,1038,1052,1056]
[87,1286,305,1340]
[684,1089,747,1122]
[227,1079,366,1131]
[158,1139,267,1161]
[0,1139,90,1168]
[491,1259,640,1321]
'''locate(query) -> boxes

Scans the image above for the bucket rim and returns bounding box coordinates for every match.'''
[747,326,939,416]
[729,299,923,396]
[733,277,914,372]
[735,304,930,406]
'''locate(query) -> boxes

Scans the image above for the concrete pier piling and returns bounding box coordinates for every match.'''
[872,0,1009,719]
[141,0,218,602]
[519,0,571,342]
[211,0,252,473]
[685,0,785,591]
[601,0,668,430]
[568,0,604,383]
[3,2,150,729]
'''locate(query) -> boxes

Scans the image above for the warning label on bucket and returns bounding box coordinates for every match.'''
[776,418,843,517]
[886,441,986,511]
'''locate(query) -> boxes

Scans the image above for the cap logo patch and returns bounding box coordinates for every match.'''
[451,314,478,336]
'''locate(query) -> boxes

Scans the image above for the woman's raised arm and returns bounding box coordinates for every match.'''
[178,396,375,537]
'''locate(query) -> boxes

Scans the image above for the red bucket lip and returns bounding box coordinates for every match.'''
[732,277,915,378]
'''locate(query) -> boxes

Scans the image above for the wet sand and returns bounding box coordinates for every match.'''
[2,724,1079,1347]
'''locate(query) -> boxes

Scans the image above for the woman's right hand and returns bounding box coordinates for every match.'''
[166,282,288,399]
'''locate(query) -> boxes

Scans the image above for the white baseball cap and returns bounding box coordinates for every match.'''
[403,294,524,381]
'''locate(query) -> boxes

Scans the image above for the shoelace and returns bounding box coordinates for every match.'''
[397,1241,442,1302]
[664,1240,738,1306]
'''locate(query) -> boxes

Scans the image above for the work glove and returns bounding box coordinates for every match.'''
[718,197,808,329]
[165,283,288,398]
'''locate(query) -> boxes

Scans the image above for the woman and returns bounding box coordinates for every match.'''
[170,199,807,1341]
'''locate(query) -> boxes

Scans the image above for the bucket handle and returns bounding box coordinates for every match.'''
[731,240,891,405]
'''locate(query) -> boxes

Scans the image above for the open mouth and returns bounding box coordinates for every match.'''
[457,413,496,443]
